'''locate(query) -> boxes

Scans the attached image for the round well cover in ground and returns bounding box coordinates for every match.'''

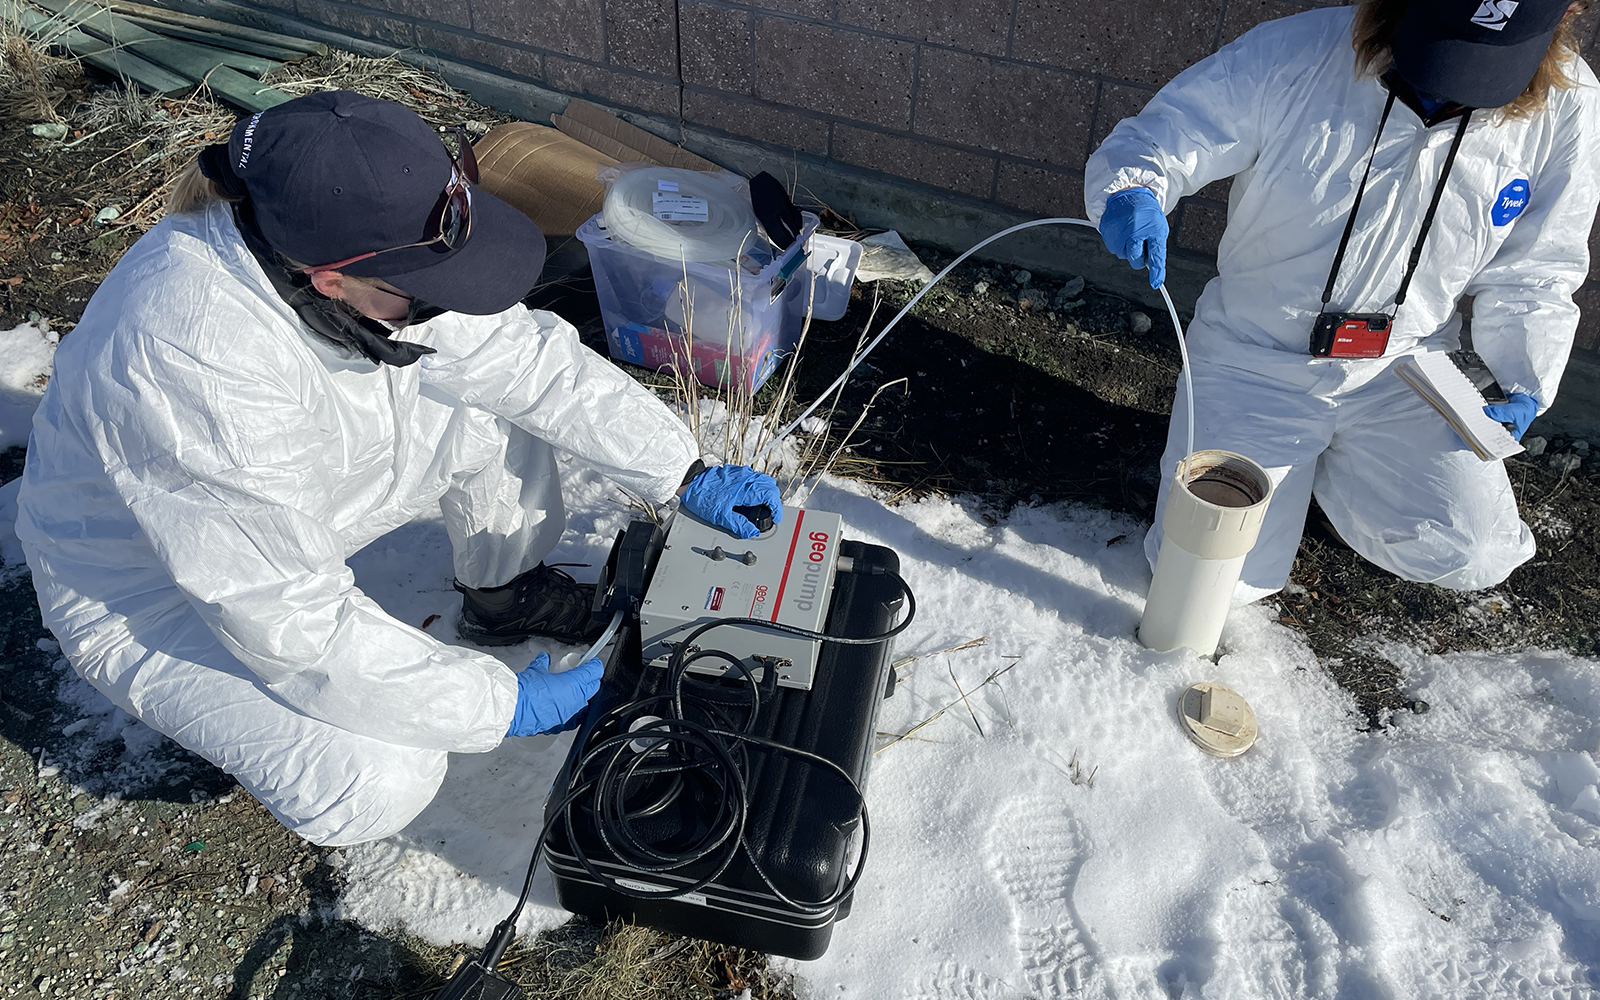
[1177,682,1258,757]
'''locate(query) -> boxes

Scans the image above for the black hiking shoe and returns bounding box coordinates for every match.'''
[454,564,604,646]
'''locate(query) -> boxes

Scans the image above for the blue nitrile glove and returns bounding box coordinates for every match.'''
[1099,187,1169,289]
[506,652,604,738]
[1483,391,1539,442]
[680,464,784,539]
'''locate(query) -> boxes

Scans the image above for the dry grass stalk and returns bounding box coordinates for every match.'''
[793,376,908,500]
[0,5,81,123]
[948,660,984,737]
[875,660,1019,754]
[748,267,818,476]
[891,636,987,678]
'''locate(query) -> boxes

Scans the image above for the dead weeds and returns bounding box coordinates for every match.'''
[0,24,514,334]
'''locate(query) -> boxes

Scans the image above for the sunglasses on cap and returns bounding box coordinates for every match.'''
[303,124,479,275]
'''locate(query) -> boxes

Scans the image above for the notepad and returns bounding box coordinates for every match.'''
[1394,352,1524,461]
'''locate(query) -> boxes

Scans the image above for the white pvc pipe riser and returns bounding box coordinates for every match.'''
[1139,450,1274,657]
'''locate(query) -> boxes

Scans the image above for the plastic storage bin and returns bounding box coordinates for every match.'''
[577,211,821,391]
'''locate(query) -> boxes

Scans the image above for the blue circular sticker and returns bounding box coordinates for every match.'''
[1492,178,1530,226]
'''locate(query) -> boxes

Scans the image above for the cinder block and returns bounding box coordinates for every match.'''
[546,57,680,115]
[474,0,603,62]
[1090,82,1156,151]
[415,26,541,78]
[835,0,1012,54]
[1219,0,1320,47]
[345,0,469,28]
[606,0,678,76]
[754,17,914,130]
[1012,0,1224,87]
[995,161,1086,219]
[738,0,832,18]
[914,48,1094,166]
[832,125,998,197]
[1174,198,1226,254]
[681,2,751,91]
[683,91,829,153]
[296,0,413,46]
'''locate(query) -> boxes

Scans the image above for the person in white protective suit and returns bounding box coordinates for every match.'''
[13,92,783,846]
[1086,0,1600,600]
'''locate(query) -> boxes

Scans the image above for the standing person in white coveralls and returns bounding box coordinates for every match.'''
[1087,0,1600,600]
[12,92,782,846]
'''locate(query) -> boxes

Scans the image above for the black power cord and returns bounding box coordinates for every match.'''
[433,567,915,999]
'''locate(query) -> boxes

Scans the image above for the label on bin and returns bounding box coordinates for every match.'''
[652,192,709,222]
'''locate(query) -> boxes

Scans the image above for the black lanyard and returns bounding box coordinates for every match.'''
[1320,91,1473,315]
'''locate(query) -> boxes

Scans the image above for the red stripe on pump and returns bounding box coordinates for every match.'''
[770,508,806,621]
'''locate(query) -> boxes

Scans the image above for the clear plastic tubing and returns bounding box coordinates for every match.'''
[602,166,761,264]
[764,217,1195,480]
[576,609,625,666]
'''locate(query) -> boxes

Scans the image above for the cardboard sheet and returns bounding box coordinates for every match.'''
[473,122,618,236]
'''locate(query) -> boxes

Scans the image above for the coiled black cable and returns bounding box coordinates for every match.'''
[463,568,915,982]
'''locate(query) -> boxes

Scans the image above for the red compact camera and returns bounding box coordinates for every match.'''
[1310,312,1392,358]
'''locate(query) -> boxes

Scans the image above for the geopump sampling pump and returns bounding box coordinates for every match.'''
[435,502,914,999]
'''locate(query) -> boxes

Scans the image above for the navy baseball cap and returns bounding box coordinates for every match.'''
[225,91,544,315]
[1392,0,1572,109]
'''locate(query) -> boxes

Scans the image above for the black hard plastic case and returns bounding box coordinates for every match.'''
[543,539,901,960]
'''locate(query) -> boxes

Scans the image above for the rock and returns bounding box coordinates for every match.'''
[1011,268,1032,286]
[1407,699,1431,715]
[1129,311,1154,334]
[1016,292,1040,311]
[29,122,67,139]
[1060,275,1086,297]
[972,279,990,296]
[1549,453,1582,474]
[1051,287,1085,311]
[94,206,121,225]
[1522,435,1548,457]
[1572,439,1591,456]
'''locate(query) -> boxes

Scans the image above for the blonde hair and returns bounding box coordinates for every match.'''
[165,157,239,216]
[1351,0,1587,119]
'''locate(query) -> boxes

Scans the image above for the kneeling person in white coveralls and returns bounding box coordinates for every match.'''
[1087,0,1600,599]
[14,93,782,846]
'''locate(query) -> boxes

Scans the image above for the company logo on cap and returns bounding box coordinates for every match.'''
[236,112,263,170]
[1471,0,1519,30]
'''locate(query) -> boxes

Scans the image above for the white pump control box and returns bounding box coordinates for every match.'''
[640,508,844,690]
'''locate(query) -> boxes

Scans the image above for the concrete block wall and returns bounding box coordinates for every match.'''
[227,0,1600,350]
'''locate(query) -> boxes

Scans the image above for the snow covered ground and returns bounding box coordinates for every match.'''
[2,316,1597,997]
[332,463,1600,1000]
[0,321,58,451]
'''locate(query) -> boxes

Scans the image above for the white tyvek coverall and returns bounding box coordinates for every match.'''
[14,202,698,845]
[1086,6,1600,600]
